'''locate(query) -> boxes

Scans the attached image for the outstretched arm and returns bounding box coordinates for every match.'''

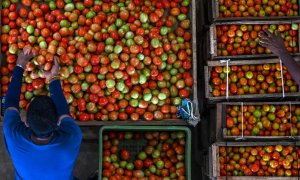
[259,29,300,85]
[4,47,35,112]
[43,57,70,125]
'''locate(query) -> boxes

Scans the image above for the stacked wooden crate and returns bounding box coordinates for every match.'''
[206,0,300,179]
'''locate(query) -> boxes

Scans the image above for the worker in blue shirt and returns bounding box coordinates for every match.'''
[3,47,82,180]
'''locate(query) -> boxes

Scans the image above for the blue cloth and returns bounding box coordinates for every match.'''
[3,110,82,180]
[4,66,24,110]
[49,79,70,116]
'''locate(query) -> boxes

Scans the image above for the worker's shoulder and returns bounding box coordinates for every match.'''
[58,116,82,141]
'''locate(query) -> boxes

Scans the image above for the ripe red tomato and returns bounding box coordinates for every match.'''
[120,149,130,160]
[84,0,94,7]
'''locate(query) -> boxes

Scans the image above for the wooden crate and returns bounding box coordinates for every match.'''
[205,59,300,102]
[208,0,300,22]
[208,20,300,60]
[209,142,300,179]
[0,0,199,125]
[215,102,300,141]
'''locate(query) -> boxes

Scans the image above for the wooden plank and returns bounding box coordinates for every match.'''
[207,58,280,66]
[0,120,187,127]
[216,103,223,142]
[213,16,300,23]
[214,141,297,146]
[222,101,300,106]
[75,119,188,126]
[204,66,210,99]
[216,177,298,180]
[212,19,300,26]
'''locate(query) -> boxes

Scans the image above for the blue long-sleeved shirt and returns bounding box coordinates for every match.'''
[3,66,82,180]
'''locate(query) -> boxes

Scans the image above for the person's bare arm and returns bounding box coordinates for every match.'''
[259,29,300,85]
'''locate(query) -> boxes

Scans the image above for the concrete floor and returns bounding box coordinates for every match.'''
[0,126,205,180]
[0,127,99,180]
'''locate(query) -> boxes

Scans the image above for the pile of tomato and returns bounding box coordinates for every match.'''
[225,104,300,137]
[210,63,298,97]
[216,24,299,56]
[102,131,187,180]
[0,0,193,121]
[219,145,300,176]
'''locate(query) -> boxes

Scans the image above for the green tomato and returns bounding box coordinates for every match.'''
[64,3,75,12]
[151,38,161,48]
[26,25,34,34]
[125,31,134,39]
[39,41,48,49]
[139,74,147,84]
[129,99,139,107]
[111,60,120,69]
[156,160,164,169]
[2,0,11,8]
[120,161,127,168]
[138,151,147,160]
[105,37,115,45]
[111,4,120,13]
[114,71,123,79]
[60,20,70,28]
[126,162,134,170]
[86,11,96,19]
[126,39,135,47]
[177,14,187,21]
[181,0,190,6]
[116,82,125,91]
[137,53,145,61]
[143,93,152,102]
[49,1,57,10]
[106,79,115,89]
[292,23,299,30]
[149,165,156,173]
[75,2,85,11]
[152,149,161,158]
[25,91,33,100]
[115,18,124,27]
[160,26,169,36]
[140,12,149,23]
[158,93,167,100]
[105,45,114,53]
[114,45,123,54]
[172,97,181,106]
[2,25,10,33]
[110,154,118,162]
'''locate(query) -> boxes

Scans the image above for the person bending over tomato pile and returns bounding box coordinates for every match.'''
[3,47,82,180]
[259,29,300,85]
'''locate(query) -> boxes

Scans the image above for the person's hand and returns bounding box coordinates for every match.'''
[259,29,288,57]
[16,47,36,68]
[42,56,60,82]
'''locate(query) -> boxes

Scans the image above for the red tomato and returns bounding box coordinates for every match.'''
[120,149,130,160]
[32,79,45,89]
[21,0,32,7]
[84,0,94,7]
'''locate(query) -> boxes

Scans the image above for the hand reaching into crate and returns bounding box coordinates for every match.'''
[259,29,300,85]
